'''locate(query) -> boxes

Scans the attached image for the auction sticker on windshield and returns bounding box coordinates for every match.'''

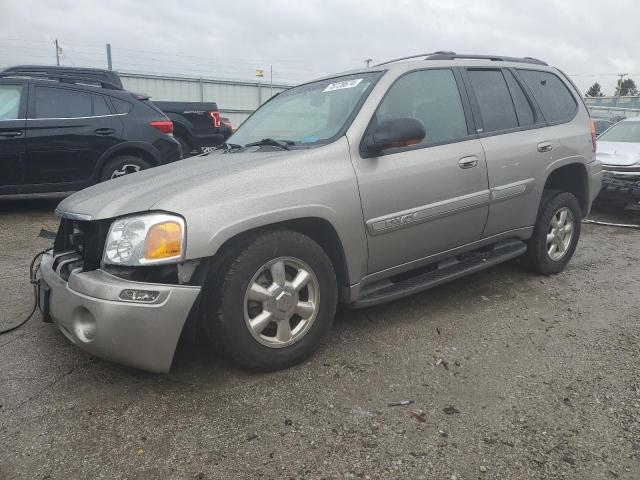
[323,79,363,92]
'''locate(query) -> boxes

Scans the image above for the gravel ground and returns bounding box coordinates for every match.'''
[0,194,639,480]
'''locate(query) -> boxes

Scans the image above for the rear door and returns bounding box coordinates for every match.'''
[462,67,553,237]
[352,68,489,274]
[0,81,27,187]
[24,85,123,186]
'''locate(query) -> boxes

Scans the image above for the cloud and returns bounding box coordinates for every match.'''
[0,0,638,94]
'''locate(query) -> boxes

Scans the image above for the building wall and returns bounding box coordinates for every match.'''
[118,72,290,127]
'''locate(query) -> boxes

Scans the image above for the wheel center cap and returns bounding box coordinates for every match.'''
[275,291,293,312]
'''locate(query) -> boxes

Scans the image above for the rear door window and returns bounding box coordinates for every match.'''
[374,68,469,146]
[93,95,112,116]
[0,84,22,120]
[110,97,133,114]
[518,70,577,124]
[467,69,518,133]
[34,86,92,118]
[503,70,535,127]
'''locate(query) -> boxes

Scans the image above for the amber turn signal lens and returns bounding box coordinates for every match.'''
[144,221,182,260]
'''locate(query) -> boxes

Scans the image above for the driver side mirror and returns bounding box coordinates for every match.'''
[362,117,426,156]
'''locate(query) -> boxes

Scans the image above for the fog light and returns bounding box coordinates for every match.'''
[119,289,160,303]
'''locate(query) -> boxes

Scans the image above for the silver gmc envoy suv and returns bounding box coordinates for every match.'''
[40,52,603,373]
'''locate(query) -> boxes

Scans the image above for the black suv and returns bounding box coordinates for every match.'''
[0,66,182,194]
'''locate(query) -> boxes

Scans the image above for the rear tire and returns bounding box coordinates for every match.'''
[99,155,151,182]
[524,190,582,275]
[202,230,338,372]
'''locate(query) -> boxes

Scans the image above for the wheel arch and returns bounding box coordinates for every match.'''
[95,142,162,180]
[543,161,589,217]
[197,216,352,301]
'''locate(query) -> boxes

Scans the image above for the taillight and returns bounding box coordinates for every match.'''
[150,120,174,135]
[208,110,221,128]
[589,119,597,152]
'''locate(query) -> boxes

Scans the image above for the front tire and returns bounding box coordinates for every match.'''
[525,190,582,275]
[203,230,338,372]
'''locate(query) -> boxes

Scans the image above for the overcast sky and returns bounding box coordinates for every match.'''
[1,0,638,95]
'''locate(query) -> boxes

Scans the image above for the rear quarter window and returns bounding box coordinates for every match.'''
[518,70,577,124]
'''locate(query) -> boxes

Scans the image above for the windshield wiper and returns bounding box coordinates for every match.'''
[244,138,295,150]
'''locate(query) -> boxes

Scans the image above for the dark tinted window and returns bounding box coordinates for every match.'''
[375,69,468,146]
[504,70,535,126]
[0,85,22,120]
[34,87,92,118]
[518,70,577,124]
[110,97,133,114]
[467,69,518,133]
[93,95,111,116]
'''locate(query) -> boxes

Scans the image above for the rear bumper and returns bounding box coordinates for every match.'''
[191,133,225,150]
[587,161,604,214]
[39,252,200,373]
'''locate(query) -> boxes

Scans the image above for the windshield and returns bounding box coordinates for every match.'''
[598,121,640,143]
[228,72,380,148]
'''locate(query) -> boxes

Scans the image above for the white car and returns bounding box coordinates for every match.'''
[596,117,640,205]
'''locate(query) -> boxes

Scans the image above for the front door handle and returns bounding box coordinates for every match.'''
[537,141,554,153]
[0,131,23,138]
[458,156,479,169]
[95,128,116,136]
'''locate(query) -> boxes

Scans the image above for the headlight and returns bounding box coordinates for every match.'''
[103,213,185,266]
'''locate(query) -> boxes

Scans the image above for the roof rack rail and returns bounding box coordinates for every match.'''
[374,51,454,67]
[0,71,123,90]
[424,53,548,66]
[375,52,548,67]
[2,65,124,89]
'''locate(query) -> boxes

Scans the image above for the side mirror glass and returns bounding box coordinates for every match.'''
[363,117,426,155]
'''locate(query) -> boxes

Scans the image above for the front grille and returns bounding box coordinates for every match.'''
[53,218,109,276]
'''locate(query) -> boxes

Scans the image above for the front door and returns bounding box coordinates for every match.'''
[0,82,27,188]
[351,68,490,274]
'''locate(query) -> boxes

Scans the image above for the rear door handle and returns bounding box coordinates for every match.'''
[458,156,479,169]
[0,131,23,138]
[537,141,554,153]
[95,128,116,136]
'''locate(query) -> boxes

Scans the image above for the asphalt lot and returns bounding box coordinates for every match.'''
[1,194,639,480]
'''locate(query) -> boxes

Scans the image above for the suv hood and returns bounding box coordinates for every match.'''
[596,141,640,168]
[56,150,296,220]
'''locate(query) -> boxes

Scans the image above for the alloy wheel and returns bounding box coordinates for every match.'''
[243,257,320,348]
[546,206,575,261]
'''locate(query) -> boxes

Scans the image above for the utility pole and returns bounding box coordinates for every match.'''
[617,73,628,105]
[270,64,273,98]
[54,39,60,66]
[106,43,113,70]
[365,58,372,68]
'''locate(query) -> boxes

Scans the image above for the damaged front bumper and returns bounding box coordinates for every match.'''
[598,168,640,202]
[39,251,201,373]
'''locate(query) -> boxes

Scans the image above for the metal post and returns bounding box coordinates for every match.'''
[106,43,113,70]
[199,77,204,101]
[54,39,60,66]
[257,82,262,105]
[617,73,628,107]
[270,64,273,98]
[365,58,372,68]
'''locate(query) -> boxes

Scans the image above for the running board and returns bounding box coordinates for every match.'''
[352,239,527,308]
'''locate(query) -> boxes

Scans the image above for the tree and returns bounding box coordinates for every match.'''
[615,78,638,96]
[586,82,604,97]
